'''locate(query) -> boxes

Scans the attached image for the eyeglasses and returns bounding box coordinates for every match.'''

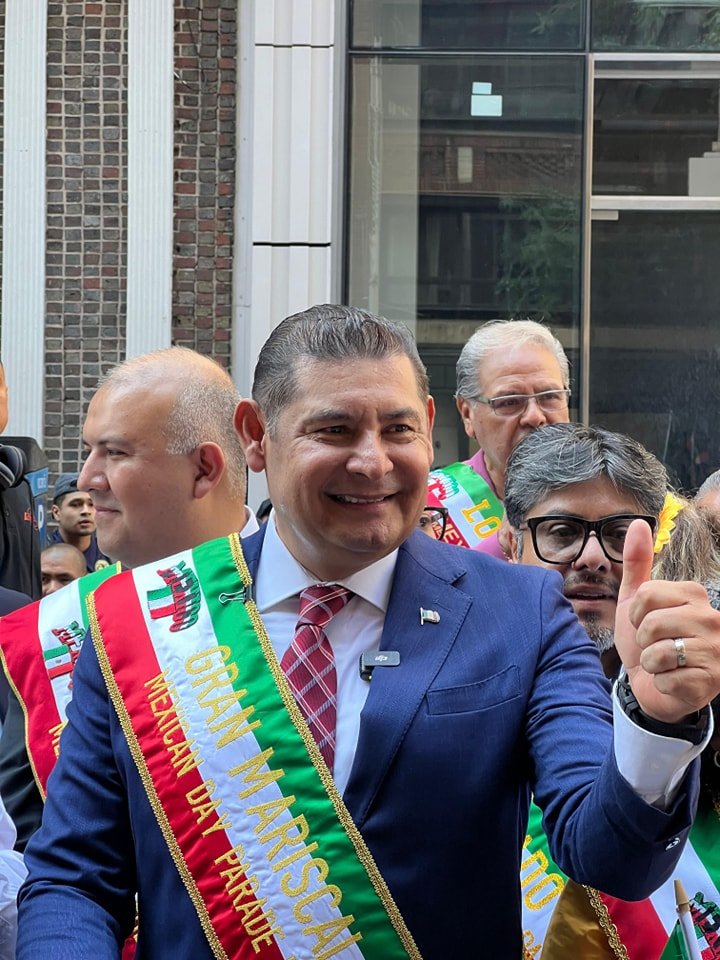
[521,514,657,564]
[472,389,571,418]
[418,506,448,541]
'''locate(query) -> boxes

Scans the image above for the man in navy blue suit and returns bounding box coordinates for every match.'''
[17,307,720,959]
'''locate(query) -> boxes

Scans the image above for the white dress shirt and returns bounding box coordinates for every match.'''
[253,514,709,805]
[255,516,396,796]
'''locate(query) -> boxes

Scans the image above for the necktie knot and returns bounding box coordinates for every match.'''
[298,584,353,631]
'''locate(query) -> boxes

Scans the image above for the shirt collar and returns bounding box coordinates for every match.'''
[240,506,260,539]
[255,512,398,614]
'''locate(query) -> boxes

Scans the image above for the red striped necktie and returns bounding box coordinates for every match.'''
[280,584,353,772]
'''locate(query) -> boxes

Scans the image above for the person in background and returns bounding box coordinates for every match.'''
[0,585,32,725]
[0,793,26,960]
[40,543,87,597]
[0,361,41,599]
[695,470,720,553]
[504,424,720,960]
[695,469,720,517]
[256,498,273,525]
[49,473,109,572]
[416,492,448,540]
[428,319,570,558]
[0,346,258,851]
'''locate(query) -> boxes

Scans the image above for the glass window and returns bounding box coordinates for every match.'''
[594,76,720,195]
[590,72,720,488]
[351,0,585,51]
[590,211,720,489]
[592,0,720,52]
[347,56,584,466]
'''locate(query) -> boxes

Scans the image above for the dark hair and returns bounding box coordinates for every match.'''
[252,304,429,432]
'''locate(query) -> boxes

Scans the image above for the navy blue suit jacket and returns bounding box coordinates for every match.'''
[18,530,697,959]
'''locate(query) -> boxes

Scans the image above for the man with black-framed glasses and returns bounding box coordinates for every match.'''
[428,318,571,558]
[505,422,666,680]
[504,418,720,959]
[504,422,692,957]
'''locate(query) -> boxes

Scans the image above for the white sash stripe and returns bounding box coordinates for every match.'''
[649,838,720,935]
[431,479,476,542]
[37,579,85,721]
[131,553,366,960]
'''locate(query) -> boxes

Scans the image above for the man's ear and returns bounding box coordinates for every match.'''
[456,396,476,440]
[506,524,522,564]
[234,400,267,474]
[51,503,60,522]
[427,394,436,431]
[190,442,225,500]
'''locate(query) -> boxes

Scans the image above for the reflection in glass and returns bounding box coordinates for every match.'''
[594,78,720,196]
[347,56,584,464]
[352,0,584,51]
[592,0,720,53]
[590,212,720,489]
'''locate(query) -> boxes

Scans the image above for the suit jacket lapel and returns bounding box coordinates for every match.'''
[343,534,472,825]
[240,525,266,587]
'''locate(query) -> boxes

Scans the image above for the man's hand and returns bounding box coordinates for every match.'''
[614,519,720,724]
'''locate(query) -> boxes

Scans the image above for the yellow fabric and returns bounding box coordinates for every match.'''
[542,880,616,960]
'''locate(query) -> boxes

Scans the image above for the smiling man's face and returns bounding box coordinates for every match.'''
[238,354,435,581]
[509,476,647,651]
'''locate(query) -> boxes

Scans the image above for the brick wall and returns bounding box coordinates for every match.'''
[24,0,237,486]
[45,0,128,478]
[172,0,236,367]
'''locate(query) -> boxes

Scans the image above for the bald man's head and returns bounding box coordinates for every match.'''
[98,347,246,499]
[41,543,87,596]
[78,347,249,569]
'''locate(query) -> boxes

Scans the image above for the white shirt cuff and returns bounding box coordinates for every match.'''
[612,685,713,808]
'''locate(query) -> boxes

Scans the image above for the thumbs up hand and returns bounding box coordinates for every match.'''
[614,519,720,724]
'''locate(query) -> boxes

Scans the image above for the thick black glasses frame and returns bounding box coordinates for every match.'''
[523,514,657,564]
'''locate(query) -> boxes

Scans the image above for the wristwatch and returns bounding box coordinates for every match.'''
[616,671,709,746]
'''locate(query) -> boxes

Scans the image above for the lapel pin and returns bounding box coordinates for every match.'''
[420,607,440,625]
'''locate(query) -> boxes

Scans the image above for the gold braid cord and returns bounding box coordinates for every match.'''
[583,887,631,960]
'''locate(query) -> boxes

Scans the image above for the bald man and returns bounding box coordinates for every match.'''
[40,543,88,597]
[0,347,257,849]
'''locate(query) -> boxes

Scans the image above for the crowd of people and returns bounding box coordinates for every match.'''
[0,307,719,959]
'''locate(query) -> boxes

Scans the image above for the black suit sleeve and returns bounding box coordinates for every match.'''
[0,690,44,851]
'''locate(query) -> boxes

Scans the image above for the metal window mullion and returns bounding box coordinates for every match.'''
[580,53,595,427]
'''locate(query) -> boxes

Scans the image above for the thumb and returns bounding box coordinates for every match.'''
[618,520,655,606]
[617,518,655,607]
[614,520,655,670]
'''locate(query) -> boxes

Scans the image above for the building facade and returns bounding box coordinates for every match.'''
[1,0,719,502]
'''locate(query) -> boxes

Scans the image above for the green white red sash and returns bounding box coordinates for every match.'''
[90,533,421,960]
[428,461,503,549]
[523,794,720,959]
[0,563,120,795]
[593,795,720,959]
[521,802,567,959]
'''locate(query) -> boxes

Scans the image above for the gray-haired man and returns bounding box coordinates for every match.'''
[428,319,571,557]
